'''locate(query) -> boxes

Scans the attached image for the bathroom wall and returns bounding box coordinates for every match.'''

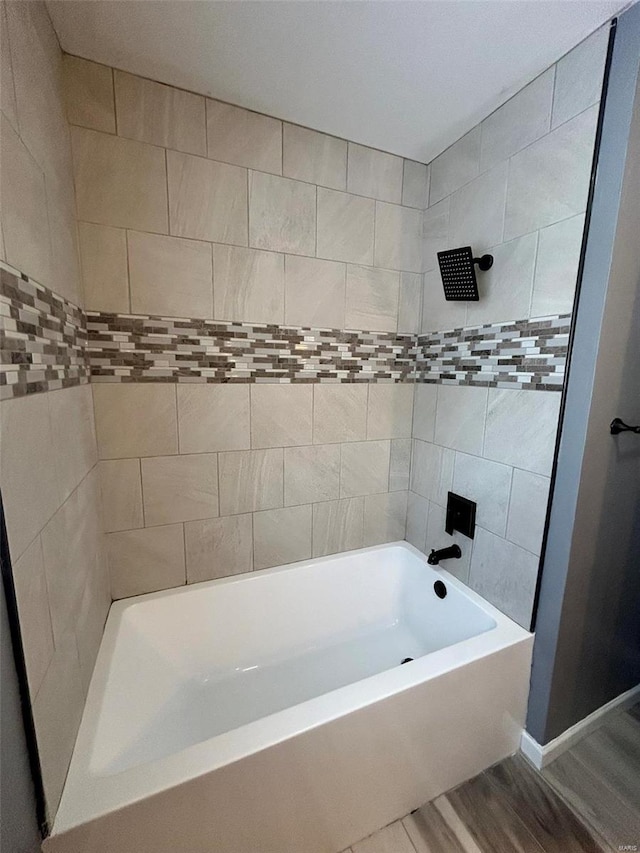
[0,1,109,821]
[66,56,427,598]
[406,25,610,629]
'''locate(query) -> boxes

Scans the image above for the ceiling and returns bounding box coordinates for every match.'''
[47,0,629,163]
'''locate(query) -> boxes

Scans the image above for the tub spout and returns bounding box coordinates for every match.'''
[427,545,462,565]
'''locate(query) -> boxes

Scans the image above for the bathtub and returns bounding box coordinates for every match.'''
[45,542,532,853]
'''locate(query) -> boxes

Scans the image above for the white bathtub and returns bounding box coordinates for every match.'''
[46,542,532,853]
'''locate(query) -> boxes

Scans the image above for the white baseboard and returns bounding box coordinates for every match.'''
[520,681,640,770]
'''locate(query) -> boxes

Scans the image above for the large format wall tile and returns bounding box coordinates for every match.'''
[429,127,480,205]
[422,197,450,273]
[218,448,284,515]
[284,444,341,505]
[128,230,213,317]
[108,523,186,599]
[409,440,454,506]
[177,384,250,453]
[364,491,408,546]
[374,202,422,273]
[63,55,115,134]
[402,160,429,209]
[506,468,551,555]
[413,384,437,443]
[453,452,512,537]
[0,3,18,131]
[552,26,608,129]
[340,440,391,498]
[283,123,347,190]
[531,214,585,317]
[167,149,248,244]
[313,384,368,444]
[434,385,487,455]
[207,100,281,173]
[212,244,284,324]
[141,454,219,526]
[48,384,97,502]
[316,187,375,265]
[115,70,206,156]
[78,222,129,313]
[449,161,508,251]
[347,143,403,203]
[312,497,364,557]
[504,105,599,241]
[389,439,411,491]
[99,459,144,533]
[72,126,168,233]
[405,492,429,552]
[250,384,313,448]
[345,264,399,332]
[469,527,539,628]
[397,272,422,334]
[480,69,553,172]
[484,388,560,475]
[421,269,467,334]
[284,255,346,329]
[185,514,253,583]
[253,505,312,570]
[93,383,178,458]
[367,384,414,439]
[249,171,316,255]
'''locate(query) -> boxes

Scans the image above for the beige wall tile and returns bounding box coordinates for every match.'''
[0,394,61,561]
[115,70,206,155]
[374,202,422,273]
[185,514,253,583]
[345,265,399,332]
[249,172,316,256]
[405,492,429,552]
[78,222,129,312]
[422,197,450,273]
[389,439,411,491]
[141,453,219,526]
[397,272,423,334]
[40,471,102,644]
[340,440,391,498]
[64,55,115,133]
[313,384,368,444]
[347,143,403,203]
[253,505,312,570]
[99,459,143,532]
[421,268,466,334]
[177,384,250,453]
[72,126,168,233]
[213,244,284,324]
[0,3,18,131]
[1,115,51,285]
[12,536,54,698]
[93,383,178,459]
[284,444,340,506]
[108,524,186,599]
[402,160,429,209]
[250,384,313,449]
[167,149,248,245]
[413,384,438,442]
[429,127,481,205]
[32,626,84,815]
[128,230,213,317]
[283,124,346,190]
[367,384,414,439]
[363,491,408,546]
[434,384,488,456]
[284,255,346,329]
[316,187,375,265]
[48,384,98,502]
[74,548,110,694]
[312,497,364,557]
[219,449,283,515]
[46,184,82,306]
[207,99,281,173]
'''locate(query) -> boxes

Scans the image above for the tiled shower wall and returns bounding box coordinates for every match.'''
[66,55,429,597]
[0,2,109,821]
[407,26,609,628]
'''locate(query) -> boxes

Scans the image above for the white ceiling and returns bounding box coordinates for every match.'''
[47,0,629,163]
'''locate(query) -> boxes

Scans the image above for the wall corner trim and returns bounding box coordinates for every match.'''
[520,681,640,769]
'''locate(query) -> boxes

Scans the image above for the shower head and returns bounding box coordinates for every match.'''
[437,247,493,301]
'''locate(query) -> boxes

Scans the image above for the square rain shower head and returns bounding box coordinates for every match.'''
[437,247,479,301]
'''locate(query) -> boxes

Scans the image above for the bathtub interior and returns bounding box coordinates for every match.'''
[89,544,496,776]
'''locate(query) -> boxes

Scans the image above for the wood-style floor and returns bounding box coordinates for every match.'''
[342,702,640,853]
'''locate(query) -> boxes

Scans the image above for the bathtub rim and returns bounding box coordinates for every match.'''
[53,541,532,835]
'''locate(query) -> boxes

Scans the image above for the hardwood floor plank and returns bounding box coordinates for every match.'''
[485,755,606,853]
[403,800,482,853]
[444,772,547,853]
[543,750,640,852]
[351,820,416,853]
[572,713,640,810]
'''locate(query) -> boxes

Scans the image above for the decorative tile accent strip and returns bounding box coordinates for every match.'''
[413,316,571,391]
[0,263,89,400]
[87,312,415,383]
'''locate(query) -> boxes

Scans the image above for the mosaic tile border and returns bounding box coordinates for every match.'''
[0,264,89,400]
[413,316,571,391]
[0,262,571,397]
